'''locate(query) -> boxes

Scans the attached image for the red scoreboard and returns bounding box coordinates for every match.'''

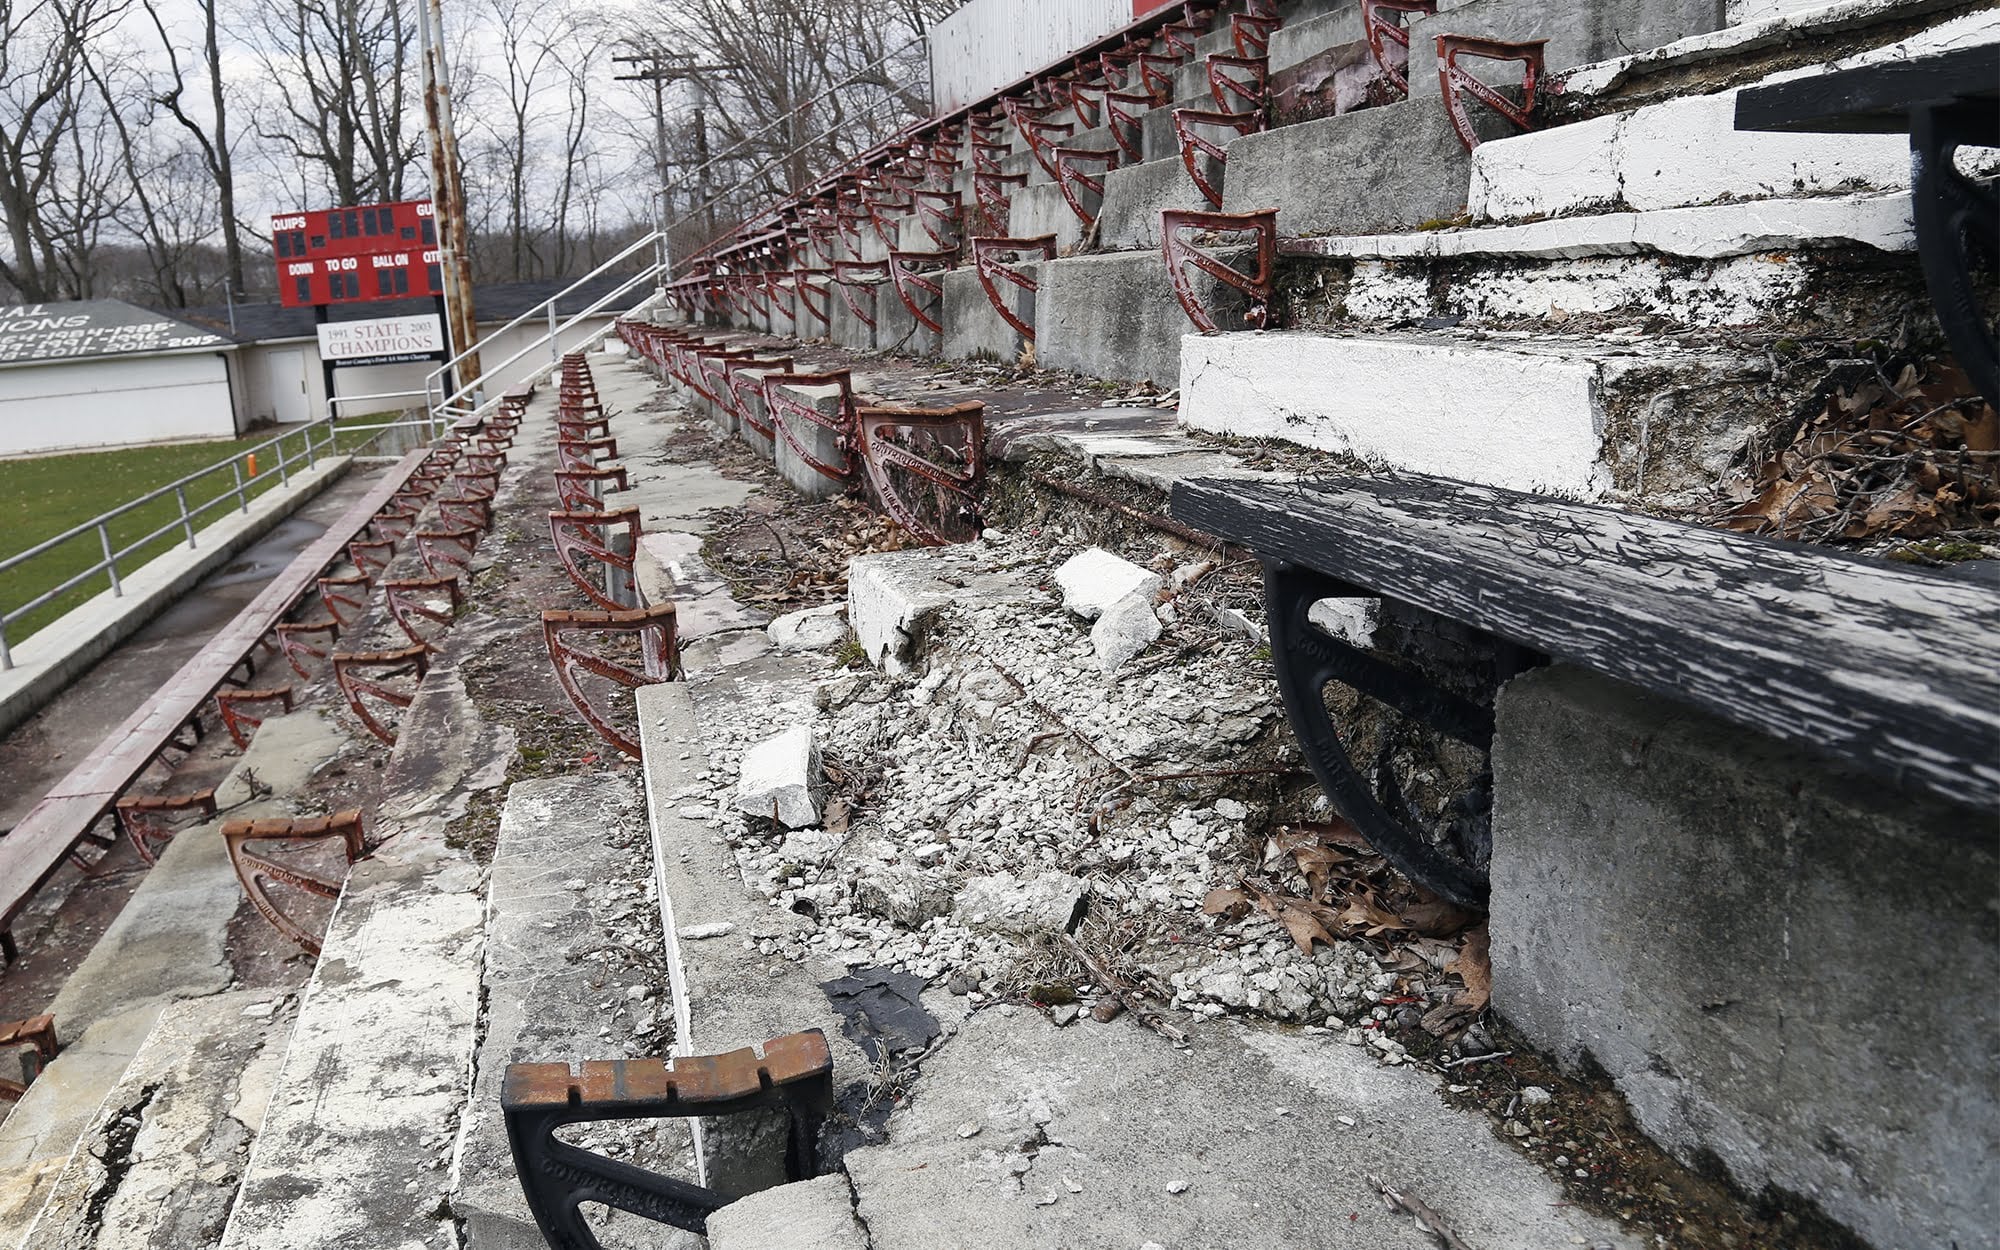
[272,200,444,308]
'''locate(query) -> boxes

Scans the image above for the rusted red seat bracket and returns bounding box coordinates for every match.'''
[1162,207,1279,333]
[1436,33,1545,151]
[972,235,1057,342]
[542,604,683,758]
[221,810,365,956]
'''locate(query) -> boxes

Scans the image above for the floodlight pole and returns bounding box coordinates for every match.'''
[416,0,481,399]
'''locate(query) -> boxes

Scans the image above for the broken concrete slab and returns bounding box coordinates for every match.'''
[847,546,1034,674]
[952,873,1086,939]
[1091,592,1164,673]
[705,1174,869,1250]
[1053,548,1162,622]
[0,1000,165,1250]
[22,990,295,1250]
[735,724,820,830]
[767,604,849,653]
[843,1007,1641,1249]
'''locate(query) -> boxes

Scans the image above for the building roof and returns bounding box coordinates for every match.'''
[172,271,654,345]
[0,299,231,366]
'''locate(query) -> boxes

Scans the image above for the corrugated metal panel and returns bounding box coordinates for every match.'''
[928,0,1131,114]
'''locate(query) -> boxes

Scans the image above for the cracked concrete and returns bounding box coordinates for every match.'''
[218,644,513,1250]
[451,771,689,1250]
[23,990,295,1250]
[842,1005,1640,1250]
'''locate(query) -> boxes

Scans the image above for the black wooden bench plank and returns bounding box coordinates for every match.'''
[1734,44,2000,135]
[1169,473,2000,815]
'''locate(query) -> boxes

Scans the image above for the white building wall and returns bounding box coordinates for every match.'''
[929,0,1132,113]
[232,314,625,424]
[0,353,238,457]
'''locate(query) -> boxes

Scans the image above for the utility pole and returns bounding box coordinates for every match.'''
[613,46,735,243]
[417,0,481,400]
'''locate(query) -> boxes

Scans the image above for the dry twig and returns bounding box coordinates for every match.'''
[1060,933,1189,1047]
[1368,1174,1478,1250]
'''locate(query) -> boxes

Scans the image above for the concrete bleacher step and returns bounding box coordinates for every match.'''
[19,990,296,1250]
[216,622,516,1250]
[1177,327,1769,502]
[450,772,696,1250]
[0,709,350,1250]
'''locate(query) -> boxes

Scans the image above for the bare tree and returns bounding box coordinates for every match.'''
[244,0,422,207]
[142,0,244,295]
[0,0,133,300]
[637,0,952,230]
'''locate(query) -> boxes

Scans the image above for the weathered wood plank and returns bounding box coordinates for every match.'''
[1169,473,2000,816]
[0,450,435,933]
[1733,45,1999,136]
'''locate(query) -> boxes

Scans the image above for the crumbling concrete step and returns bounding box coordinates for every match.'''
[635,676,870,1201]
[217,629,515,1250]
[0,710,346,1249]
[450,772,690,1250]
[1467,83,1912,223]
[1281,192,1918,332]
[841,1006,1638,1250]
[20,990,295,1250]
[1178,328,1767,502]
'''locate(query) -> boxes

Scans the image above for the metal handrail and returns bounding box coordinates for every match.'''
[424,231,670,419]
[425,261,670,427]
[0,415,444,669]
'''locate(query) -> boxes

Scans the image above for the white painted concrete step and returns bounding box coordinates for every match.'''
[20,990,296,1250]
[1471,7,2000,223]
[1178,328,1765,502]
[0,710,348,1250]
[217,633,515,1250]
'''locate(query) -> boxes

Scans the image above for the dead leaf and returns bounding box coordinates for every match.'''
[1202,887,1253,921]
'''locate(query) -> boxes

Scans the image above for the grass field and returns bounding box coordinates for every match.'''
[0,421,403,649]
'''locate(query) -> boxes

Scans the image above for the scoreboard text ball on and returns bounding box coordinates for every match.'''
[272,200,446,309]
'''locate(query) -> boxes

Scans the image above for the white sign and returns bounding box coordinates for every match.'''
[316,314,445,366]
[0,300,227,365]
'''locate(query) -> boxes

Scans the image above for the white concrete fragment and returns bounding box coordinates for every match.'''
[1178,332,1614,497]
[735,724,820,828]
[767,603,849,652]
[846,548,1033,675]
[1054,548,1162,622]
[1091,592,1163,673]
[1308,599,1380,648]
[706,1175,869,1250]
[954,872,1087,938]
[1470,90,1910,222]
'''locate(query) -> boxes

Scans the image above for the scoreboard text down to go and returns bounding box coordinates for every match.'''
[272,200,444,308]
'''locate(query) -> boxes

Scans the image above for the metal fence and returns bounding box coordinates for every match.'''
[0,412,448,669]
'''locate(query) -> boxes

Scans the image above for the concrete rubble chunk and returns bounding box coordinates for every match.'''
[953,872,1087,938]
[736,724,821,828]
[1091,592,1163,674]
[1054,547,1162,622]
[705,1174,869,1250]
[768,603,850,653]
